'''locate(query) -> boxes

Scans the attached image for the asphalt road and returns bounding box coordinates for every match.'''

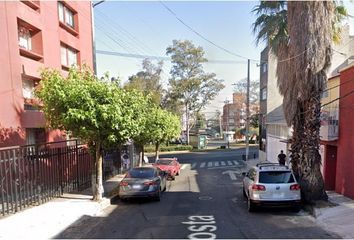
[56,148,339,239]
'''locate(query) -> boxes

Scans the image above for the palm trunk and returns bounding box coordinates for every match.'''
[299,95,328,203]
[93,141,104,201]
[290,102,304,180]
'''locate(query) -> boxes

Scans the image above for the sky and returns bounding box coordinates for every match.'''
[94,1,354,118]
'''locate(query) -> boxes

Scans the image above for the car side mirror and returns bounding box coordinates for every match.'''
[160,171,167,176]
[242,172,247,176]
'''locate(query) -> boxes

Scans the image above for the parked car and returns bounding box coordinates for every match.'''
[152,158,181,180]
[242,162,301,212]
[118,167,167,201]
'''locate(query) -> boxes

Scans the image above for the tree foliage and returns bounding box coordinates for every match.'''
[141,107,181,159]
[166,40,225,143]
[233,78,260,104]
[124,59,164,106]
[36,66,148,200]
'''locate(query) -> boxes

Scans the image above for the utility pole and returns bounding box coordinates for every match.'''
[224,99,230,148]
[245,59,250,161]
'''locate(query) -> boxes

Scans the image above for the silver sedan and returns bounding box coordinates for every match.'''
[119,167,167,201]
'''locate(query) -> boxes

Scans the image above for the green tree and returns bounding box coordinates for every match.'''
[233,78,260,104]
[166,40,225,144]
[253,1,348,202]
[36,66,147,201]
[124,58,164,106]
[143,107,181,159]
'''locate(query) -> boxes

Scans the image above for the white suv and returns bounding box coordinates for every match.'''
[242,162,301,212]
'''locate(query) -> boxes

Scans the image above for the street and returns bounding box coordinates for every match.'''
[56,148,339,239]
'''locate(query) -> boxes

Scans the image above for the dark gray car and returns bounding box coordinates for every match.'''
[118,167,167,201]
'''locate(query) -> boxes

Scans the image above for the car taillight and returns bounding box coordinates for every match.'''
[290,184,301,191]
[119,181,128,186]
[252,184,266,191]
[144,181,157,186]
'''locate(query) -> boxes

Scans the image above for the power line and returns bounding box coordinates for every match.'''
[159,1,255,62]
[96,50,248,64]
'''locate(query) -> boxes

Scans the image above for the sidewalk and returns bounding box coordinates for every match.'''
[0,173,125,240]
[244,158,354,239]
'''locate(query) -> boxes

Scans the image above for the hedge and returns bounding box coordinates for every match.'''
[144,144,193,153]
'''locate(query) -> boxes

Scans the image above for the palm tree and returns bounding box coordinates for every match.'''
[253,1,347,202]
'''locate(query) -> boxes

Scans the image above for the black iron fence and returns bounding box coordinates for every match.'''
[0,140,92,216]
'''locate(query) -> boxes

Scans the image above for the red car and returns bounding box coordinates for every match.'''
[153,158,181,180]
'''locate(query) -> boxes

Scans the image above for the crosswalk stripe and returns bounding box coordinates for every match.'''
[207,162,213,167]
[214,161,219,167]
[200,162,206,168]
[227,161,233,166]
[221,161,226,166]
[233,161,239,166]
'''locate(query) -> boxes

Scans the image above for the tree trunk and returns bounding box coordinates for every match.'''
[289,102,304,180]
[185,103,190,145]
[299,95,328,203]
[93,142,104,201]
[155,142,160,161]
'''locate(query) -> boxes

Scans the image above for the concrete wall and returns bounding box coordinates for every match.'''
[336,65,354,199]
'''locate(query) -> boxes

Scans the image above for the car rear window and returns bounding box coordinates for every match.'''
[259,171,295,183]
[126,169,155,178]
[156,160,173,165]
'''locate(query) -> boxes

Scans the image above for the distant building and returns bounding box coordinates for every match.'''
[222,92,259,141]
[0,1,93,147]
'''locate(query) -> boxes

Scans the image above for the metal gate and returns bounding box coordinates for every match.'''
[0,139,92,216]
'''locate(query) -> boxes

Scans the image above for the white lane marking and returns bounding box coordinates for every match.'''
[233,161,239,166]
[207,166,238,170]
[220,161,226,166]
[222,170,238,180]
[214,161,219,167]
[227,161,233,166]
[200,162,206,168]
[182,216,217,239]
[181,164,188,170]
[191,163,197,169]
[207,162,213,167]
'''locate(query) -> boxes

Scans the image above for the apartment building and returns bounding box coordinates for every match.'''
[0,1,93,147]
[259,25,354,163]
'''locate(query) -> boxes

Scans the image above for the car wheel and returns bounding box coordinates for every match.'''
[292,206,301,213]
[155,188,161,201]
[247,196,256,212]
[176,170,180,176]
[243,186,247,198]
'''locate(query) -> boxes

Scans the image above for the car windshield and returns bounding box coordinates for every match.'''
[156,160,173,165]
[126,169,155,178]
[259,171,295,183]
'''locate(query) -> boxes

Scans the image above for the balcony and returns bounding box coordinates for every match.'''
[20,56,43,79]
[320,107,339,141]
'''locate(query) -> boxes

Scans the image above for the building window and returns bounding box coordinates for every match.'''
[22,79,38,99]
[58,2,74,28]
[261,88,267,100]
[26,128,46,145]
[61,44,78,67]
[17,19,43,60]
[18,26,32,51]
[262,63,267,73]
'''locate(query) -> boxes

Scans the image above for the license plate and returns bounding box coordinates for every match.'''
[132,185,142,190]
